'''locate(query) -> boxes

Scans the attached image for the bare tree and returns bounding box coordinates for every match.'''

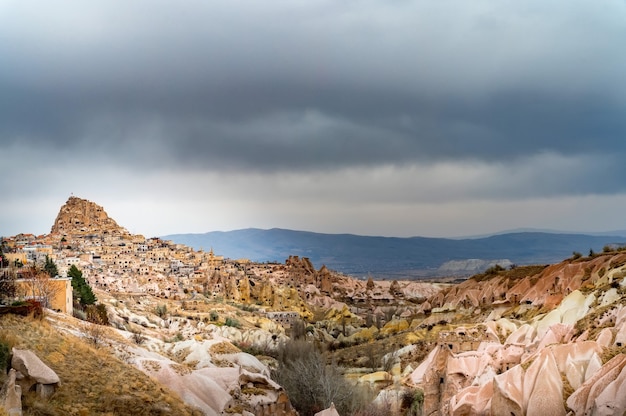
[382,349,399,373]
[83,320,107,348]
[290,318,306,340]
[383,307,398,323]
[364,341,379,372]
[19,266,61,309]
[0,268,17,303]
[272,340,363,415]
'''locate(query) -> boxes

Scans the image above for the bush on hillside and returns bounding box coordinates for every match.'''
[73,309,87,321]
[155,304,167,318]
[131,329,146,345]
[224,317,240,328]
[272,340,364,415]
[402,389,424,416]
[86,303,109,325]
[485,264,505,275]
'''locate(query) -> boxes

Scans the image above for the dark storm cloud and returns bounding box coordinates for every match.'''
[2,0,626,180]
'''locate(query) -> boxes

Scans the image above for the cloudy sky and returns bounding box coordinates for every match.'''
[2,1,626,238]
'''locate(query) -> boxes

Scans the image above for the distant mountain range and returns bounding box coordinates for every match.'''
[162,228,626,279]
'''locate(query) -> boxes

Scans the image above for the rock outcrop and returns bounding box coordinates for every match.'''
[0,369,23,416]
[128,338,297,416]
[403,281,626,415]
[11,348,60,399]
[314,402,340,416]
[1,349,61,415]
[50,196,128,236]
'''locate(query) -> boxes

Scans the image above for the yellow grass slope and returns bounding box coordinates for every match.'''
[0,314,202,416]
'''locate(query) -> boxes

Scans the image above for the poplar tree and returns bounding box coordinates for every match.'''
[44,255,58,277]
[68,265,97,306]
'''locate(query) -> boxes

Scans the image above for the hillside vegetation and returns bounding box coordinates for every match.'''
[0,313,201,416]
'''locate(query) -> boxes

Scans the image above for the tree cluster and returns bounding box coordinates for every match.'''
[44,255,59,277]
[68,265,97,306]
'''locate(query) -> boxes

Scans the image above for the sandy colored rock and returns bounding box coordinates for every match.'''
[491,365,524,416]
[0,369,23,416]
[315,402,340,416]
[567,354,626,415]
[449,381,493,416]
[11,349,60,385]
[359,371,392,385]
[596,328,614,348]
[50,196,128,236]
[526,351,565,416]
[590,363,626,415]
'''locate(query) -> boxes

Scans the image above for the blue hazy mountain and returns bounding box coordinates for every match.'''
[162,228,626,278]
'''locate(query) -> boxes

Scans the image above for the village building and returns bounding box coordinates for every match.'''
[14,278,73,315]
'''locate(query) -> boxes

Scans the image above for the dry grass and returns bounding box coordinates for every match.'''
[0,313,203,416]
[600,347,626,365]
[469,265,547,284]
[562,373,575,402]
[241,386,266,395]
[209,341,241,355]
[573,303,617,339]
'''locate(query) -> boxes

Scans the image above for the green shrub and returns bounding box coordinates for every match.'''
[11,300,27,307]
[69,265,97,306]
[210,311,219,321]
[225,317,241,328]
[485,264,505,275]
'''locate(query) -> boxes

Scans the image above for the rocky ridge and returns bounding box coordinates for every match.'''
[50,196,128,237]
[366,253,626,415]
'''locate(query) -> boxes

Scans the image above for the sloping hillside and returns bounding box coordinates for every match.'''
[0,313,201,416]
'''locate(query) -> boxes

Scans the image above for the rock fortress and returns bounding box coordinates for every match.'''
[1,195,626,415]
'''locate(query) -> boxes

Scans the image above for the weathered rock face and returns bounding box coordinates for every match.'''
[566,353,626,416]
[11,348,60,386]
[1,349,60,414]
[129,338,297,416]
[0,369,23,416]
[50,196,128,236]
[420,254,626,314]
[405,283,626,415]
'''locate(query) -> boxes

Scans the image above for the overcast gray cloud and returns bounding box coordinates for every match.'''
[2,1,626,237]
